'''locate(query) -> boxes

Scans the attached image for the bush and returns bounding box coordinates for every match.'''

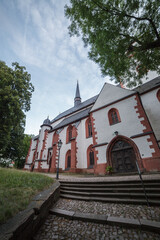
[106,166,113,174]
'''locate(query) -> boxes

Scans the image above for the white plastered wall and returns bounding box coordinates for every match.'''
[91,83,135,112]
[76,119,93,169]
[42,131,53,160]
[92,95,154,164]
[59,126,71,170]
[27,139,37,164]
[140,88,160,143]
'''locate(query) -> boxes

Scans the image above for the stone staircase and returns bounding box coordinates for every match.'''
[59,178,160,206]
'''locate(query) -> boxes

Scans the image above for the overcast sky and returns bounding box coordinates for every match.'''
[0,0,157,136]
[0,0,113,135]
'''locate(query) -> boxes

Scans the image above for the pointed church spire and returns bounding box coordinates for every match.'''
[74,81,81,107]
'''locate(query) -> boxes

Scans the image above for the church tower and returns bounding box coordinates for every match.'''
[74,81,81,107]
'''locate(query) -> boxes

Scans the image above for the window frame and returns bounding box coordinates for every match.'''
[85,118,93,138]
[108,108,121,125]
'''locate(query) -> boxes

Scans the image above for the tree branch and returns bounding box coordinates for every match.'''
[128,39,160,52]
[92,0,159,40]
[119,33,142,45]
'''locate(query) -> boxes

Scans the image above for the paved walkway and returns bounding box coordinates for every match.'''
[54,198,160,222]
[43,172,160,182]
[34,214,160,240]
[34,173,160,240]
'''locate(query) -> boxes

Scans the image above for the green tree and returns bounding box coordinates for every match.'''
[0,61,34,160]
[14,134,34,169]
[65,0,160,86]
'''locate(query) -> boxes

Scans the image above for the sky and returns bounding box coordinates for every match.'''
[0,0,158,136]
[0,0,113,136]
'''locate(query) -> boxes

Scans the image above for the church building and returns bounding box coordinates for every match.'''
[24,76,160,175]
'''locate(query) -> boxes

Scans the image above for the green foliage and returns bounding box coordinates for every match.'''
[65,0,160,86]
[0,168,54,224]
[14,134,33,169]
[0,61,34,161]
[106,165,113,173]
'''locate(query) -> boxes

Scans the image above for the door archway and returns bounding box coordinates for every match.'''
[107,136,143,173]
[65,150,71,170]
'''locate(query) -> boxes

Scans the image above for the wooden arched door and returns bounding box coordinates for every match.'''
[111,140,137,173]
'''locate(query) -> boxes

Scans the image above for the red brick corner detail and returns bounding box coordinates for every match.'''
[49,131,59,172]
[90,113,98,167]
[24,139,32,169]
[134,94,160,158]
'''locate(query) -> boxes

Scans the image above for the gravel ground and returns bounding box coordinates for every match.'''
[34,215,160,240]
[54,198,160,222]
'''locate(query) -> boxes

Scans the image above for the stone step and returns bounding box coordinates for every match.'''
[60,193,160,206]
[60,186,160,193]
[59,179,160,185]
[49,208,160,234]
[60,189,160,199]
[60,182,160,189]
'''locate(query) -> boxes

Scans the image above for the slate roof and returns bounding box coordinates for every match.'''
[75,81,81,99]
[52,107,92,131]
[33,135,39,140]
[134,76,160,94]
[51,95,98,123]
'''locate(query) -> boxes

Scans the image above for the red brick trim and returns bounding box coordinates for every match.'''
[25,139,32,164]
[71,126,78,170]
[134,94,152,133]
[108,108,121,125]
[134,93,160,158]
[94,163,108,175]
[107,135,144,171]
[92,142,108,148]
[65,150,71,169]
[49,131,59,172]
[85,117,92,138]
[40,130,48,159]
[66,125,73,144]
[142,157,160,171]
[30,139,39,171]
[90,113,98,170]
[157,89,160,101]
[87,144,94,168]
[39,130,48,170]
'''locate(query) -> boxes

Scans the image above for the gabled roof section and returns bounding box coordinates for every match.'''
[51,95,98,123]
[134,76,160,94]
[91,83,136,112]
[52,107,92,131]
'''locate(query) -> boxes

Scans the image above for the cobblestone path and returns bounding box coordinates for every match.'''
[34,198,160,240]
[54,198,160,222]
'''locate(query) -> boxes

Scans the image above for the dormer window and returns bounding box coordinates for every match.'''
[108,108,121,125]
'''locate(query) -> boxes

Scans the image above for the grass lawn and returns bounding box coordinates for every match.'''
[0,168,54,224]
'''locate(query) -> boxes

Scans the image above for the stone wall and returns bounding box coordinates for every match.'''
[0,181,60,240]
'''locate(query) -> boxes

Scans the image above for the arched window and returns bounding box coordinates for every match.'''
[85,118,93,138]
[157,89,160,102]
[66,125,72,143]
[87,145,95,168]
[65,150,71,169]
[108,108,121,125]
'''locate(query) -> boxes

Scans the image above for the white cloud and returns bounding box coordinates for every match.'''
[0,0,113,135]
